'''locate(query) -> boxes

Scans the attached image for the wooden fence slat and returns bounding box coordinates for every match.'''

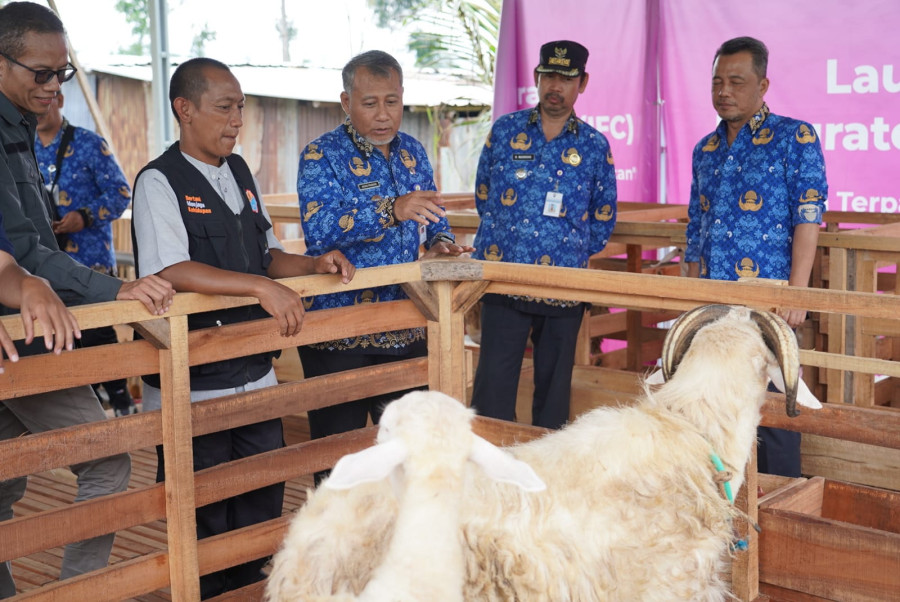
[159,314,200,601]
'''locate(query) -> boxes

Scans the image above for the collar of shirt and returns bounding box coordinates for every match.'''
[716,102,771,140]
[0,91,39,143]
[527,106,581,136]
[342,116,401,159]
[37,118,67,150]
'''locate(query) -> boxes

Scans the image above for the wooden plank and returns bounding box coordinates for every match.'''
[760,397,900,451]
[428,280,467,401]
[187,301,426,369]
[802,434,900,491]
[821,480,900,534]
[480,262,900,320]
[0,485,165,564]
[159,314,200,601]
[732,452,759,602]
[0,340,158,400]
[826,247,848,403]
[0,359,426,481]
[854,256,877,406]
[759,489,900,601]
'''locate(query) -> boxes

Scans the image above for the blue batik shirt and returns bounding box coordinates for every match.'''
[297,118,453,352]
[473,107,617,306]
[35,121,131,272]
[686,104,827,281]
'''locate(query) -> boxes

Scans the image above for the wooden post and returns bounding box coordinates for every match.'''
[158,315,201,600]
[731,447,759,601]
[419,259,482,402]
[854,253,877,406]
[427,280,467,401]
[626,244,644,371]
[826,247,848,404]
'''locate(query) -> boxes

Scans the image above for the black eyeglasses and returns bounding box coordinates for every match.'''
[0,52,77,84]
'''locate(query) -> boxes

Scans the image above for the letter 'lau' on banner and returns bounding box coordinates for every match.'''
[659,0,900,212]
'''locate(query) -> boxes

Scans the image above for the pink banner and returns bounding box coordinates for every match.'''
[497,0,900,213]
[494,0,660,204]
[660,0,900,212]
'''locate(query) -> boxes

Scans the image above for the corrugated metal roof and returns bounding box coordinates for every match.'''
[83,56,491,108]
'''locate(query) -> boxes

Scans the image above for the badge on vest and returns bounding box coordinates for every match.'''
[245,189,259,213]
[185,195,212,215]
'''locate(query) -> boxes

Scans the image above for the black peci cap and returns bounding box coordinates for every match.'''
[535,40,589,78]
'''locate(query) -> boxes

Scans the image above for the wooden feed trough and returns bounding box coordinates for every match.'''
[2,204,900,600]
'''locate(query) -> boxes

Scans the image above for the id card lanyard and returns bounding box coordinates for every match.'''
[543,181,563,218]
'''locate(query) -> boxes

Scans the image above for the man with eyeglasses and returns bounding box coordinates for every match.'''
[0,2,174,596]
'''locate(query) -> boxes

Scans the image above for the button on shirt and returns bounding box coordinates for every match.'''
[686,104,827,281]
[35,122,131,271]
[473,108,618,270]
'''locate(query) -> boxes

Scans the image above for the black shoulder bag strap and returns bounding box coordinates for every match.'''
[50,123,76,197]
[49,123,76,248]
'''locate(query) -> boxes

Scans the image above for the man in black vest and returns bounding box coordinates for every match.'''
[131,57,355,598]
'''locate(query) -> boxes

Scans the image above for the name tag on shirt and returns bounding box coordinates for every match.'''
[419,223,427,245]
[543,191,563,217]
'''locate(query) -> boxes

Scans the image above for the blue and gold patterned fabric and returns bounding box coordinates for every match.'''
[34,121,131,271]
[686,104,828,281]
[297,119,452,352]
[472,108,617,272]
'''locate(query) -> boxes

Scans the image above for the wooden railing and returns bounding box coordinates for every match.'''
[4,243,900,599]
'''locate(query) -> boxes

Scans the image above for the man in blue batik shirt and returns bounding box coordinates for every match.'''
[296,50,472,454]
[470,40,618,430]
[35,91,136,415]
[685,36,828,477]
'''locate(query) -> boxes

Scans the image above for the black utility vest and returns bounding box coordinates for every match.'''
[133,144,275,390]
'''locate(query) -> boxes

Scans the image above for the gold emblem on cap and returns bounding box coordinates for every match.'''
[561,148,581,166]
[548,47,571,67]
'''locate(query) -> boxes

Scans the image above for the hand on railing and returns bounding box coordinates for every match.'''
[116,274,175,316]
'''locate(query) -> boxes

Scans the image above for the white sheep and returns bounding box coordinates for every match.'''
[267,305,821,601]
[264,390,545,602]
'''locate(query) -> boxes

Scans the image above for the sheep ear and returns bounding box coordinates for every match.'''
[645,369,665,385]
[470,436,546,492]
[323,438,408,490]
[767,364,822,409]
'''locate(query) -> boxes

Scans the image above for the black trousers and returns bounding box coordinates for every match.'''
[758,426,802,477]
[156,418,285,599]
[471,302,584,430]
[298,342,427,440]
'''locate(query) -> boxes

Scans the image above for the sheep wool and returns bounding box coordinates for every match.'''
[266,305,819,601]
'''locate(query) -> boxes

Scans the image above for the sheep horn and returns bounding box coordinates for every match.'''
[662,304,733,381]
[749,310,800,417]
